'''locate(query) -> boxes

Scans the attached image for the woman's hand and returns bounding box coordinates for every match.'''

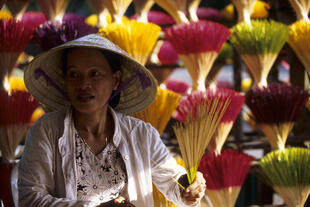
[181,171,206,206]
[98,196,135,207]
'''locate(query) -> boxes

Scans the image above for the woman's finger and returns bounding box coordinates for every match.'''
[183,186,205,200]
[114,196,126,204]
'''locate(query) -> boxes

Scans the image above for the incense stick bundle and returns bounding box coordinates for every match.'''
[131,87,181,135]
[21,11,46,30]
[245,83,309,150]
[37,0,70,22]
[260,147,310,207]
[88,0,111,27]
[59,20,98,44]
[231,0,257,25]
[133,0,154,22]
[36,19,98,51]
[8,76,26,92]
[206,43,233,88]
[63,13,85,23]
[165,78,190,95]
[30,107,45,126]
[196,7,222,21]
[85,13,113,27]
[0,90,38,162]
[222,1,269,22]
[165,20,231,91]
[288,0,310,22]
[147,10,175,25]
[173,89,231,184]
[251,0,270,18]
[158,40,178,65]
[0,18,33,89]
[208,89,245,154]
[187,0,201,21]
[100,0,132,23]
[85,14,97,27]
[230,20,289,88]
[198,149,253,207]
[88,0,106,21]
[35,21,62,51]
[153,0,189,23]
[6,0,29,20]
[0,10,12,20]
[288,20,310,76]
[99,20,161,65]
[153,184,177,207]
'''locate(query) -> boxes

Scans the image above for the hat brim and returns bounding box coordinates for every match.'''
[24,34,157,115]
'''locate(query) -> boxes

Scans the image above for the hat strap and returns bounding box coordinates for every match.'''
[34,68,69,100]
[107,69,151,104]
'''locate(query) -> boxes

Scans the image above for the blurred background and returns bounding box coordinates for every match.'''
[0,0,310,207]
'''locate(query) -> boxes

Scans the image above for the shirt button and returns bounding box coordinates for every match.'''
[124,155,129,160]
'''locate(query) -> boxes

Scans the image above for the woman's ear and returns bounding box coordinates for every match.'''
[113,70,121,90]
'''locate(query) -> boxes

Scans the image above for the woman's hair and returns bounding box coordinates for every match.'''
[61,48,122,108]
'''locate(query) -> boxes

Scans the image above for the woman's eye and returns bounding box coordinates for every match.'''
[91,71,101,77]
[68,71,78,78]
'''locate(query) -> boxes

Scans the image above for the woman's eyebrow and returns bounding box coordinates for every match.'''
[66,65,78,69]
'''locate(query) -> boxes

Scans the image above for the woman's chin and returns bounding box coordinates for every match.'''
[73,103,107,115]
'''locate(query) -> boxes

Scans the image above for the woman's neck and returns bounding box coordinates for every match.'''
[73,107,111,139]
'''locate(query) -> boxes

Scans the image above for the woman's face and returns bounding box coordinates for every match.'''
[65,48,120,113]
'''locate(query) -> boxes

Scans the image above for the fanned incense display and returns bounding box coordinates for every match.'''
[100,20,161,65]
[208,89,245,154]
[260,147,310,207]
[0,90,38,162]
[8,76,26,92]
[131,87,181,135]
[187,0,201,21]
[199,149,253,207]
[37,0,70,21]
[6,0,30,20]
[21,11,46,30]
[288,0,310,22]
[158,41,178,65]
[133,0,154,22]
[153,0,189,23]
[245,83,309,150]
[101,0,132,23]
[174,89,231,184]
[232,0,257,25]
[36,20,98,51]
[0,10,12,20]
[230,20,289,88]
[0,18,33,88]
[288,20,310,76]
[88,0,111,27]
[165,20,231,91]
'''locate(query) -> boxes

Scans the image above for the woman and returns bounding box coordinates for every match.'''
[18,34,206,207]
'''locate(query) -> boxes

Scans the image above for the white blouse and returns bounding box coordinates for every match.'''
[75,131,128,205]
[19,107,191,207]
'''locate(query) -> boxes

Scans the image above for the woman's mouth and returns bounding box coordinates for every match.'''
[77,95,95,103]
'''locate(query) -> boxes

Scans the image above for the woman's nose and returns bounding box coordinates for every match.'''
[79,76,91,90]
